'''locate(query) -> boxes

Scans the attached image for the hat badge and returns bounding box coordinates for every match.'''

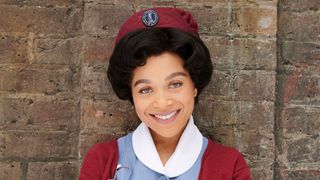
[141,9,159,27]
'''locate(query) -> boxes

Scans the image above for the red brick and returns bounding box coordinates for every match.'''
[203,70,232,99]
[281,106,320,135]
[277,71,320,104]
[33,37,82,66]
[0,161,21,180]
[250,166,274,180]
[280,41,320,67]
[0,6,82,34]
[280,0,320,11]
[81,99,139,133]
[83,35,115,63]
[236,132,274,166]
[234,102,274,174]
[278,11,320,41]
[202,36,232,70]
[0,98,32,130]
[233,0,278,7]
[203,37,277,70]
[194,99,235,146]
[0,67,78,94]
[233,7,277,37]
[294,72,320,103]
[235,131,274,180]
[0,131,77,159]
[236,101,274,133]
[27,161,79,180]
[0,0,83,7]
[234,70,276,101]
[233,38,276,70]
[286,137,319,163]
[1,97,79,132]
[83,4,132,35]
[179,0,228,3]
[116,0,229,6]
[194,99,234,127]
[233,0,276,2]
[116,0,176,7]
[0,34,28,64]
[190,7,230,35]
[283,169,320,179]
[81,64,115,95]
[28,99,79,131]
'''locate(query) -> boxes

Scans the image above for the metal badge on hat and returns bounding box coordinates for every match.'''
[141,9,159,27]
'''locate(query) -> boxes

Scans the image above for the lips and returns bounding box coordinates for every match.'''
[149,109,181,124]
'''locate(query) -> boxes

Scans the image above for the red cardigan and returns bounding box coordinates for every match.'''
[79,139,251,180]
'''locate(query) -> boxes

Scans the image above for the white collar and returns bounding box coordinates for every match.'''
[132,116,203,178]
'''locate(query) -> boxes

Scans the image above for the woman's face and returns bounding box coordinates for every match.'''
[131,52,197,139]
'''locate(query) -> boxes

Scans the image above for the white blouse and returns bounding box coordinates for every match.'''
[132,116,203,178]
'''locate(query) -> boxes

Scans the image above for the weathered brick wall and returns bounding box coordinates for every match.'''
[0,0,318,179]
[274,0,320,179]
[0,0,83,179]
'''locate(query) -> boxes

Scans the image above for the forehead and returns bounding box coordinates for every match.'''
[132,52,186,78]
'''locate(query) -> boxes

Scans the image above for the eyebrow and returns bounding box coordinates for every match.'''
[164,72,188,80]
[133,72,188,87]
[133,79,151,87]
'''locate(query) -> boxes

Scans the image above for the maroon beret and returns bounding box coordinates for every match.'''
[115,7,199,44]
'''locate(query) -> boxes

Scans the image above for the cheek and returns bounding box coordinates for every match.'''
[133,96,148,118]
[178,87,196,103]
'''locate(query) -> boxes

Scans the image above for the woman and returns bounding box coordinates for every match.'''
[79,7,251,180]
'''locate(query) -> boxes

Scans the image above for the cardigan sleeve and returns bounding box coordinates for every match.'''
[78,140,119,180]
[232,151,251,180]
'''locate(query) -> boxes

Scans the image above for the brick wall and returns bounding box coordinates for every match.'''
[0,0,319,179]
[275,0,320,179]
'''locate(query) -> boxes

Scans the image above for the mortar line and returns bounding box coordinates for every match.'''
[273,0,281,179]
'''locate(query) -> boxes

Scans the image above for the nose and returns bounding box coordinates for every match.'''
[152,90,173,109]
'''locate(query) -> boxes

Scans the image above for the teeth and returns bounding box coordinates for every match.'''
[154,111,177,120]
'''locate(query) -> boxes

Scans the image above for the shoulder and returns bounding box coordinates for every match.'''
[89,139,119,156]
[84,139,119,165]
[203,139,243,161]
[78,139,119,180]
[199,139,251,180]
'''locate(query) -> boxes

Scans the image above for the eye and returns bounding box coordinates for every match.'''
[138,87,153,94]
[169,81,183,89]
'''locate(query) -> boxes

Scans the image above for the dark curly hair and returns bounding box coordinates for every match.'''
[107,28,213,103]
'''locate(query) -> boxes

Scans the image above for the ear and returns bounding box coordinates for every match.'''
[194,88,198,97]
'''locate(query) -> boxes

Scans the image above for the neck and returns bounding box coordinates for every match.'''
[150,129,184,166]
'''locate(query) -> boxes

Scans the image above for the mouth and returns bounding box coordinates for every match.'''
[149,109,181,124]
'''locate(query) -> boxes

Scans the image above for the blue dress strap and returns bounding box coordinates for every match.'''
[114,133,134,179]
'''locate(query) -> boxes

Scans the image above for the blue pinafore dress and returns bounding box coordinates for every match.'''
[113,133,208,180]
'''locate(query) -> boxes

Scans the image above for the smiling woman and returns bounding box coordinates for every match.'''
[131,52,197,165]
[79,7,251,180]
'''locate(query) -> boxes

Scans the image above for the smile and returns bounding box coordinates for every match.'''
[150,109,180,122]
[155,111,177,120]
